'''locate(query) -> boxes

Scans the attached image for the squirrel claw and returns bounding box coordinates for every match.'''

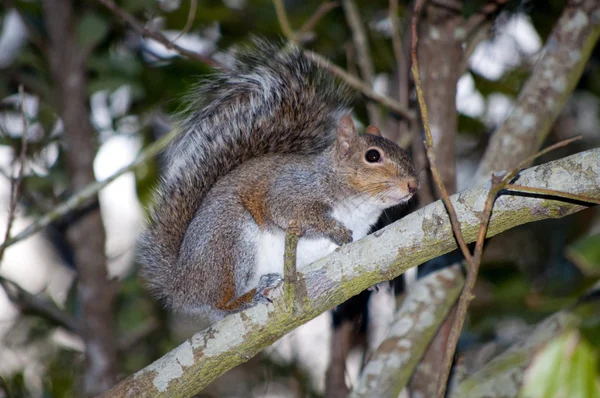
[330,227,353,246]
[253,273,283,304]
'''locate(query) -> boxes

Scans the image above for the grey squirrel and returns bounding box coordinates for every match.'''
[138,42,419,320]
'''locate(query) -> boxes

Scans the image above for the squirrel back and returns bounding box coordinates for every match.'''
[138,42,351,303]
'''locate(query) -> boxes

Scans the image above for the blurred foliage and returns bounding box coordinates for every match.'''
[567,233,600,277]
[521,330,600,398]
[0,0,598,396]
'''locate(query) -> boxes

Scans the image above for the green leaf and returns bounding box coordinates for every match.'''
[76,13,110,48]
[521,330,600,398]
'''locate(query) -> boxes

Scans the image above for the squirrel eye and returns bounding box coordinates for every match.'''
[365,149,381,163]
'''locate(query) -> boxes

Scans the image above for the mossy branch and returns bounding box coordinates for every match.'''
[102,149,600,397]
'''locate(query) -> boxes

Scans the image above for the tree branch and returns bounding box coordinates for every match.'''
[415,0,463,195]
[434,135,581,397]
[449,304,592,397]
[102,149,600,397]
[408,0,466,393]
[350,264,464,398]
[473,0,600,184]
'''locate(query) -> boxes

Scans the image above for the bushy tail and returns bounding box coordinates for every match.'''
[138,42,350,304]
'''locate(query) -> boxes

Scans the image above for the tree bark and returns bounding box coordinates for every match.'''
[350,265,464,398]
[473,0,600,184]
[42,0,118,395]
[417,1,463,195]
[410,2,465,395]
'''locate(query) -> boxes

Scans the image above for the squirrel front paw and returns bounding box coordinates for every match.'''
[329,226,353,246]
[253,273,284,304]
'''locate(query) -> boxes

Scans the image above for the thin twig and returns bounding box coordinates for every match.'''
[306,51,415,121]
[0,275,79,332]
[435,136,584,398]
[410,3,480,395]
[95,0,221,67]
[0,89,64,333]
[411,1,582,395]
[0,127,182,252]
[0,86,29,263]
[464,0,508,35]
[436,183,499,398]
[0,92,77,333]
[342,0,375,83]
[169,0,198,44]
[504,184,600,205]
[342,0,380,126]
[0,90,75,345]
[518,135,582,170]
[410,0,474,268]
[273,0,296,41]
[297,1,339,37]
[269,0,414,121]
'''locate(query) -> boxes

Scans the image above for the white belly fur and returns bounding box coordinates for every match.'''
[251,197,385,289]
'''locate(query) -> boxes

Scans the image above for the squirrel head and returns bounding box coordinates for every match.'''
[332,115,419,207]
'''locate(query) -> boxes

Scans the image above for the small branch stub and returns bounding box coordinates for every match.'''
[284,219,302,313]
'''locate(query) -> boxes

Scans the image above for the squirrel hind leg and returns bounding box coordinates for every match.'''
[212,214,283,313]
[213,288,257,312]
[213,273,283,312]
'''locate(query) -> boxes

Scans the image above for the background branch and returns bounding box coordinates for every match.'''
[407,0,469,392]
[306,51,415,121]
[96,0,221,68]
[342,0,381,126]
[449,301,594,397]
[0,86,28,262]
[350,264,464,398]
[0,275,79,333]
[0,127,181,252]
[388,0,412,145]
[473,0,600,184]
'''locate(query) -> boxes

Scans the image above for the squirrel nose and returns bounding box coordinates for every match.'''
[407,179,419,194]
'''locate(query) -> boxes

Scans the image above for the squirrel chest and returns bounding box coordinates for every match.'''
[249,196,385,288]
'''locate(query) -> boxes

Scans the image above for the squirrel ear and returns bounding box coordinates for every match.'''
[366,125,382,137]
[336,115,357,157]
